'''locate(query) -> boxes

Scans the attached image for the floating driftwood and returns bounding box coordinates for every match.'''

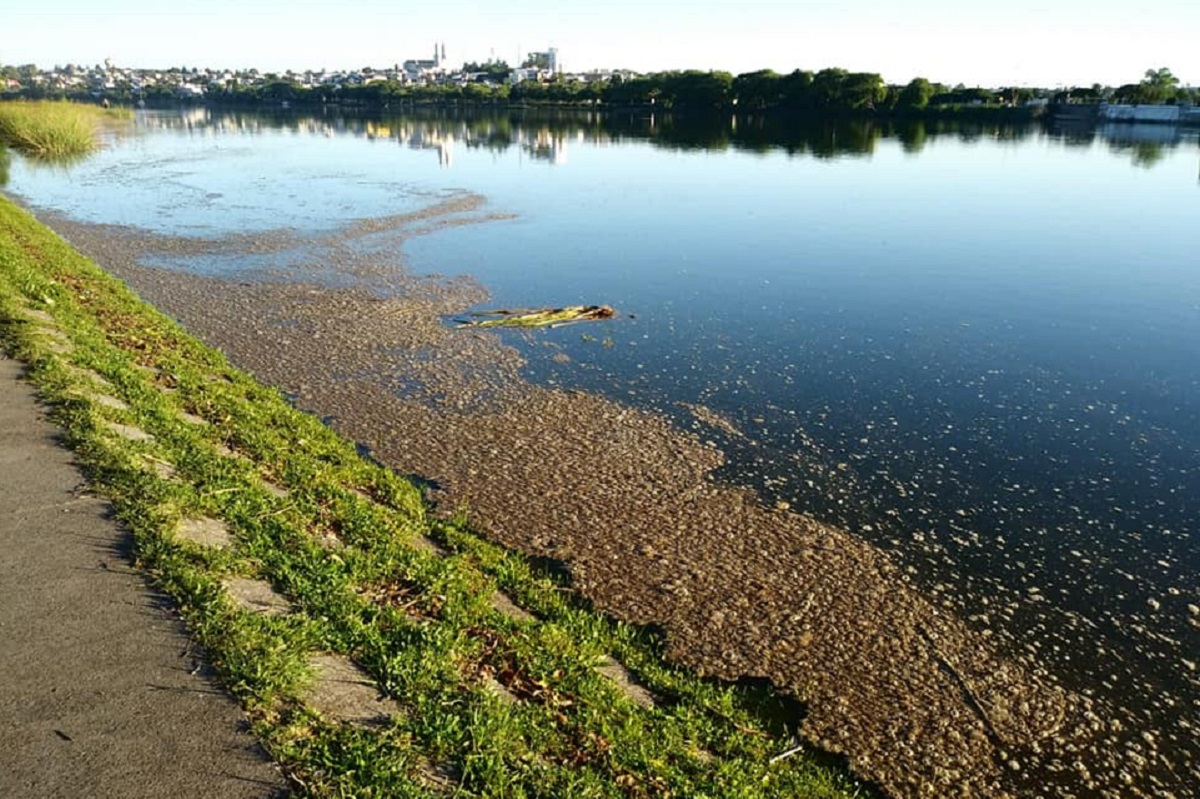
[456,305,616,329]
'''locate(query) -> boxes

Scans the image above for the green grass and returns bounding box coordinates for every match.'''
[0,195,873,798]
[0,99,128,158]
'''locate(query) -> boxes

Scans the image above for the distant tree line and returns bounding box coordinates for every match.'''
[1049,68,1194,105]
[4,63,1196,115]
[142,69,1047,115]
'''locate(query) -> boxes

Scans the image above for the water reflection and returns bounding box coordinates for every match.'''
[132,106,1200,173]
[1048,118,1200,171]
[0,146,98,184]
[1099,124,1187,169]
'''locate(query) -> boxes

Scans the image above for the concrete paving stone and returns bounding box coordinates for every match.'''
[63,365,115,391]
[101,419,154,443]
[88,392,130,412]
[305,654,401,725]
[142,456,179,481]
[261,480,289,499]
[31,324,69,342]
[223,577,294,617]
[18,307,57,325]
[175,517,234,549]
[409,535,447,557]
[214,442,249,461]
[596,656,657,709]
[489,590,536,623]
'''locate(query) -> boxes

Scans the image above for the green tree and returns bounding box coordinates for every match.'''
[732,69,783,110]
[464,61,512,82]
[461,82,494,101]
[260,79,299,101]
[1143,67,1178,90]
[779,70,815,110]
[664,70,733,109]
[811,68,849,108]
[521,52,550,70]
[602,75,661,106]
[1140,67,1180,103]
[897,77,935,110]
[841,72,886,109]
[1112,83,1146,104]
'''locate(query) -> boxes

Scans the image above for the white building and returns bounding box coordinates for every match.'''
[403,43,448,83]
[510,67,541,85]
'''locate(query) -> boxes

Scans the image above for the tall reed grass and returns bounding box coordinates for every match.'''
[0,100,117,158]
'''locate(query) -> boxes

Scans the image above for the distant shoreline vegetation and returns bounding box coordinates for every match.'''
[198,69,1044,118]
[4,62,1194,118]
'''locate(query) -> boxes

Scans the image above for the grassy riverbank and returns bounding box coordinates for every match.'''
[0,100,127,158]
[0,195,870,797]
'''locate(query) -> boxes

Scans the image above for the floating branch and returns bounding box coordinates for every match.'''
[456,305,617,329]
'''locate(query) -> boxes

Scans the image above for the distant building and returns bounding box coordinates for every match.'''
[1099,104,1180,123]
[523,48,560,75]
[510,67,541,85]
[403,42,448,82]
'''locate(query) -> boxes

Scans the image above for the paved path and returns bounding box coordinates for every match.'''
[0,353,287,799]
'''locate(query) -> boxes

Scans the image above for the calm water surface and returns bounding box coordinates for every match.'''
[6,108,1199,758]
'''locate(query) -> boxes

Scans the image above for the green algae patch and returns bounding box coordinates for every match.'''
[0,195,871,798]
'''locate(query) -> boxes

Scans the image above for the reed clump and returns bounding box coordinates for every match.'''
[0,100,116,158]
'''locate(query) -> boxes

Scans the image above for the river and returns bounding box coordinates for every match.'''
[4,107,1198,797]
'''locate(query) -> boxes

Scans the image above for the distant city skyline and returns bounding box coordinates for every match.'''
[5,0,1199,88]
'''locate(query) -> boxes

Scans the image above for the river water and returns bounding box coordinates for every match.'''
[4,108,1198,794]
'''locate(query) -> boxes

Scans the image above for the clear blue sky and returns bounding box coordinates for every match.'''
[5,0,1198,88]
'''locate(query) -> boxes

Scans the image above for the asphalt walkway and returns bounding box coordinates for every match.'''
[0,352,287,799]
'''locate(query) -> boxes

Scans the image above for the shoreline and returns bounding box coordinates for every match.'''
[11,191,1168,798]
[0,193,871,797]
